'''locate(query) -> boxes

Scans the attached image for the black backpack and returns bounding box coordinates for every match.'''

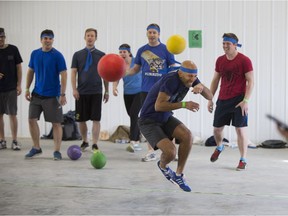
[205,136,229,147]
[41,110,81,141]
[259,140,287,148]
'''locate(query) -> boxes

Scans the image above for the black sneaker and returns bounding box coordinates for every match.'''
[92,144,99,151]
[53,151,62,160]
[12,140,21,151]
[0,140,7,150]
[80,141,89,151]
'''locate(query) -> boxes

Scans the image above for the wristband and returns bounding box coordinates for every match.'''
[60,93,65,96]
[243,98,249,103]
[182,101,186,108]
[105,92,109,95]
[25,88,30,92]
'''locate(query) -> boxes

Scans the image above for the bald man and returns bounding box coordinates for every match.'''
[138,60,213,192]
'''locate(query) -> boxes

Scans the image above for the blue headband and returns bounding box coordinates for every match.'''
[119,47,131,52]
[223,37,242,47]
[41,34,54,39]
[146,26,160,33]
[180,66,198,74]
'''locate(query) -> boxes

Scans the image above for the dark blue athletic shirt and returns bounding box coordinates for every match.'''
[140,71,200,123]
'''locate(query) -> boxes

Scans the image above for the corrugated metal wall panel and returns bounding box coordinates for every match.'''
[0,1,287,144]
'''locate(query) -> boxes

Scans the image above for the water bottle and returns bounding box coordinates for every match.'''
[115,139,121,143]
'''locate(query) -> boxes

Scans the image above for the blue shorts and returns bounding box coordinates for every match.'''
[213,94,248,128]
[138,116,182,150]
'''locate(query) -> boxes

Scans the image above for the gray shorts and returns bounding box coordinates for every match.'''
[138,116,182,150]
[0,90,17,115]
[29,96,63,123]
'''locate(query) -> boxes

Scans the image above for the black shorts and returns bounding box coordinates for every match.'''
[213,94,248,128]
[138,116,182,150]
[75,94,102,122]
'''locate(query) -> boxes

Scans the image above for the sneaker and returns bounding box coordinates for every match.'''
[126,144,135,153]
[172,173,192,192]
[133,143,142,151]
[236,160,247,171]
[12,140,21,151]
[157,160,175,182]
[210,146,224,162]
[126,142,142,153]
[0,140,7,150]
[80,141,89,151]
[130,141,142,151]
[25,148,42,158]
[53,151,62,160]
[174,155,178,161]
[141,152,156,162]
[92,144,99,151]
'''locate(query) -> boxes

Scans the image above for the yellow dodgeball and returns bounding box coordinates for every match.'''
[166,34,186,55]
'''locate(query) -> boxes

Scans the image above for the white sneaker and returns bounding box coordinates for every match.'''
[131,141,142,151]
[141,152,156,162]
[12,140,21,151]
[133,144,142,151]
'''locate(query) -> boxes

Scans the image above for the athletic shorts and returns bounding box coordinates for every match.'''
[75,94,102,122]
[138,116,182,150]
[0,90,17,115]
[29,95,63,123]
[213,94,248,128]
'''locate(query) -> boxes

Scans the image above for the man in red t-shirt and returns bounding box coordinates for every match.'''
[207,33,254,171]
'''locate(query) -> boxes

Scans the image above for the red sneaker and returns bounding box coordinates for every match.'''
[210,148,223,162]
[236,160,247,171]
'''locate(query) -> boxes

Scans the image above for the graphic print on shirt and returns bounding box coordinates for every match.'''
[222,63,241,97]
[141,50,165,77]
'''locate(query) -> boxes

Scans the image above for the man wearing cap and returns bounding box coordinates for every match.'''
[207,33,254,171]
[0,27,23,150]
[25,29,67,160]
[138,60,212,192]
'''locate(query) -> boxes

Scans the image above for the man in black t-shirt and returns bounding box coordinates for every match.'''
[0,27,23,150]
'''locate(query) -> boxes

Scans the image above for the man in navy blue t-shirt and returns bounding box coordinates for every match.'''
[138,60,212,192]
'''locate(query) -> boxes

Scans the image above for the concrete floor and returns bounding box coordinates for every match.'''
[0,138,287,215]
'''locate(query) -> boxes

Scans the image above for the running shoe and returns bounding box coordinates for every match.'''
[25,148,42,158]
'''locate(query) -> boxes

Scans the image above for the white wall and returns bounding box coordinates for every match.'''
[0,0,287,144]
